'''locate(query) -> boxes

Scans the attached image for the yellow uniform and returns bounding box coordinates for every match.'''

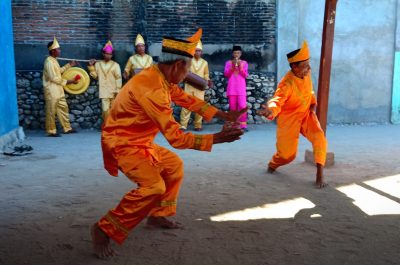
[88,60,122,118]
[42,56,73,134]
[124,54,153,77]
[179,57,210,129]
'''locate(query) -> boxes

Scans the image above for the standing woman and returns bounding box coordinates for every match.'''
[224,45,249,131]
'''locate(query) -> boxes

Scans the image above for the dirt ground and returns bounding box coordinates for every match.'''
[0,124,399,265]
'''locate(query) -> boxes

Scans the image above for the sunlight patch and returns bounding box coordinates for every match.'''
[337,184,400,216]
[310,214,322,218]
[364,174,400,199]
[210,197,315,222]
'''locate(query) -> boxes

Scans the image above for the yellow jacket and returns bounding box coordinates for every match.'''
[88,60,122,98]
[124,54,153,75]
[42,56,71,99]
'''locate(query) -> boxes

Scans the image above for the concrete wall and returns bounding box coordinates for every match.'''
[277,0,396,123]
[0,0,23,149]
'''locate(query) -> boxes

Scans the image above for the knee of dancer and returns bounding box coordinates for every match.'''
[176,159,184,176]
[169,158,185,180]
[144,180,167,196]
[281,153,297,163]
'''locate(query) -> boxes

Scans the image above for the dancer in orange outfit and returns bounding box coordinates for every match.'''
[91,28,247,259]
[258,41,327,188]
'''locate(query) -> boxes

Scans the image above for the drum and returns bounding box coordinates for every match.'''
[62,67,90,94]
[184,72,208,91]
[134,68,143,74]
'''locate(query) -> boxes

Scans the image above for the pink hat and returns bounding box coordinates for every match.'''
[103,44,113,53]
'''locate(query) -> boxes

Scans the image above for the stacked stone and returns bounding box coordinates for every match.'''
[65,84,102,129]
[16,71,102,130]
[16,72,45,130]
[17,71,276,130]
[173,71,276,125]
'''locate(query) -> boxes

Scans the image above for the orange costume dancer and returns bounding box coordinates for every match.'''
[258,41,327,188]
[91,28,246,258]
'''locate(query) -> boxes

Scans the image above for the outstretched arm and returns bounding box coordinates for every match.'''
[214,108,248,123]
[213,124,243,144]
[258,81,292,120]
[170,85,218,121]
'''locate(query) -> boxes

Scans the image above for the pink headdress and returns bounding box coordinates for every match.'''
[102,40,113,53]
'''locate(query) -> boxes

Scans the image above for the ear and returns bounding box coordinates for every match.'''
[174,59,187,70]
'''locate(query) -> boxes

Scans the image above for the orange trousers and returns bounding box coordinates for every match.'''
[269,110,327,169]
[98,145,184,244]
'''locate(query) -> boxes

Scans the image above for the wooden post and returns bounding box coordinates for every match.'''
[316,0,338,133]
[305,0,338,167]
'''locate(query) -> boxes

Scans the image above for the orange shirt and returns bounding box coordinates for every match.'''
[268,70,317,120]
[102,65,218,176]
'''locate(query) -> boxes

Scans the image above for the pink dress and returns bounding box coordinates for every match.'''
[224,60,249,128]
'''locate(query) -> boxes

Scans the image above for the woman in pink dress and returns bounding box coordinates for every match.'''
[224,45,249,131]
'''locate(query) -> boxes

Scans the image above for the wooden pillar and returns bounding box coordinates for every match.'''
[305,0,338,166]
[316,0,338,133]
[391,0,400,124]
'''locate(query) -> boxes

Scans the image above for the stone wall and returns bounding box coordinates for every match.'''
[17,71,102,130]
[16,71,276,130]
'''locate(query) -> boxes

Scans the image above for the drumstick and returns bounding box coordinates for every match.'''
[57,57,91,62]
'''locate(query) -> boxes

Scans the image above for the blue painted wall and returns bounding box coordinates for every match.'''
[277,0,396,123]
[0,1,19,136]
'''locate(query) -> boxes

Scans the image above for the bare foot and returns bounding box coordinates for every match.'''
[146,216,183,229]
[91,223,117,259]
[315,163,327,188]
[315,179,328,188]
[267,166,275,174]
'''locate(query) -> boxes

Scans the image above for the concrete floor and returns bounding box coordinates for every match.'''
[0,124,399,265]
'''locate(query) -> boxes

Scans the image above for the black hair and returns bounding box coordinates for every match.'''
[232,45,242,52]
[47,41,54,49]
[289,59,309,69]
[286,48,300,60]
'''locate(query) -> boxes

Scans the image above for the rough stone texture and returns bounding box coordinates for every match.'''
[16,71,102,130]
[16,71,276,130]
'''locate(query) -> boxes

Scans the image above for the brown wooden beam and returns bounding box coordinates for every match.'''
[316,0,338,133]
